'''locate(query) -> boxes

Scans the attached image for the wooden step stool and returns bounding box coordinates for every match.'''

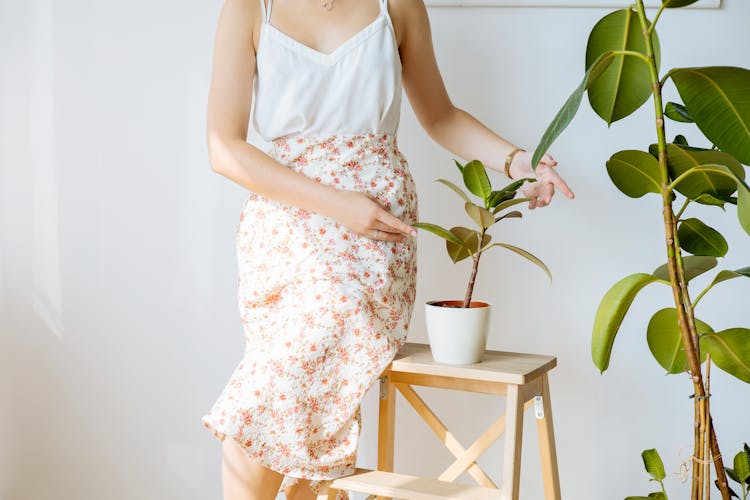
[316,341,561,500]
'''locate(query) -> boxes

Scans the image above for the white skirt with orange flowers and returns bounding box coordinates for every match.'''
[201,132,418,497]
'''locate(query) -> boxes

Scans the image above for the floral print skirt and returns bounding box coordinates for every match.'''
[201,132,418,497]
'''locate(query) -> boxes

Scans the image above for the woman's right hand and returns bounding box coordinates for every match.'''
[332,190,417,242]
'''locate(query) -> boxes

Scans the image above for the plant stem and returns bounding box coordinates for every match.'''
[705,354,712,500]
[463,230,486,308]
[633,1,731,498]
[675,197,690,221]
[649,3,667,35]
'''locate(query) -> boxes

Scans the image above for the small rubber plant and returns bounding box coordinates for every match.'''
[626,444,750,500]
[625,448,670,500]
[412,158,552,308]
[721,444,750,500]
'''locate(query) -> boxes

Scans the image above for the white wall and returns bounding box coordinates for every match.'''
[2,1,748,499]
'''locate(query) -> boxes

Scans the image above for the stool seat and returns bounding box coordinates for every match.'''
[391,342,557,385]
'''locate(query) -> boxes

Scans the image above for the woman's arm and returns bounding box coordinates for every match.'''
[393,0,574,209]
[206,0,415,240]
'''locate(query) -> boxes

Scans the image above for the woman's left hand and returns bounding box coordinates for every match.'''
[509,151,575,209]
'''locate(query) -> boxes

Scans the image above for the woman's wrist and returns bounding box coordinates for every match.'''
[504,146,525,179]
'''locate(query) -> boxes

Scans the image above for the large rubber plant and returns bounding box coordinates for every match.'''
[531,1,750,498]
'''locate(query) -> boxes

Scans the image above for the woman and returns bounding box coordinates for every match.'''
[201,0,575,498]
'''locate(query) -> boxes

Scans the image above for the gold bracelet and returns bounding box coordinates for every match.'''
[504,147,525,179]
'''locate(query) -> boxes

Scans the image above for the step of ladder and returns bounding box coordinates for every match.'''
[323,468,504,500]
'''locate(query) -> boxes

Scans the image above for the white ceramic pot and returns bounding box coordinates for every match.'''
[424,299,492,364]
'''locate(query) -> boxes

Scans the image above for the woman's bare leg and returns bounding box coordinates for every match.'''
[284,478,318,500]
[221,437,285,500]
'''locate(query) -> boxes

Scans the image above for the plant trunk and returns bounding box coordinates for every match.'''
[633,2,731,498]
[463,229,486,308]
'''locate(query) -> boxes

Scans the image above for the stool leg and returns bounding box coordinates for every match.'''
[376,374,395,500]
[501,383,524,500]
[536,372,561,499]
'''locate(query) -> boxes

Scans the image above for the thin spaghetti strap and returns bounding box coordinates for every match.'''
[259,0,270,23]
[266,0,273,23]
[380,0,388,14]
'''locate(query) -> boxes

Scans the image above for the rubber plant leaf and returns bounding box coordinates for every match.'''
[606,150,662,197]
[652,255,718,281]
[647,307,710,373]
[592,273,659,373]
[585,8,660,126]
[670,66,750,165]
[531,50,615,169]
[699,328,750,383]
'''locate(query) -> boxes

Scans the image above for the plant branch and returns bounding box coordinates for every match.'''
[614,49,652,65]
[649,3,667,35]
[675,197,690,221]
[463,230,486,308]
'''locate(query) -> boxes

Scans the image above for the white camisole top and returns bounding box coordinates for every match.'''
[252,0,403,142]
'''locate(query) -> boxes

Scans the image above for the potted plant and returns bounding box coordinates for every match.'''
[412,158,552,365]
[530,0,750,496]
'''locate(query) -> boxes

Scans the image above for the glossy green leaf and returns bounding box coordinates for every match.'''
[585,9,660,125]
[606,150,662,197]
[725,466,742,485]
[642,449,667,481]
[699,328,750,383]
[464,202,495,229]
[493,197,532,214]
[436,178,471,204]
[487,190,515,209]
[706,267,750,288]
[665,102,694,123]
[445,226,480,263]
[592,273,659,373]
[734,450,750,484]
[486,178,531,209]
[739,177,750,235]
[696,267,750,307]
[671,66,750,165]
[446,239,472,263]
[663,0,699,7]
[413,222,464,245]
[647,308,710,373]
[624,494,667,500]
[453,158,464,174]
[652,255,718,281]
[665,144,744,200]
[677,218,728,257]
[670,163,750,236]
[462,160,492,200]
[692,192,735,208]
[674,134,689,146]
[531,51,615,169]
[485,242,552,282]
[495,210,522,223]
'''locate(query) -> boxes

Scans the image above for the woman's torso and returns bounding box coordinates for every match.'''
[251,0,403,142]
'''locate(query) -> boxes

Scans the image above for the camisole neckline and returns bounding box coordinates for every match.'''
[259,0,389,66]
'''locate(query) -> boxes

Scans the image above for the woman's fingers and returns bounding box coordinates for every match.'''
[542,182,555,204]
[540,153,558,167]
[372,220,406,240]
[378,210,417,237]
[539,157,575,200]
